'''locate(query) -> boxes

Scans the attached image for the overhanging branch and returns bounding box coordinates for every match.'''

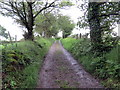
[99,13,119,17]
[33,1,55,18]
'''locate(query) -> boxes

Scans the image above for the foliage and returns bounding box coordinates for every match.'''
[61,37,77,50]
[62,38,120,88]
[62,1,120,88]
[35,12,59,38]
[35,13,75,38]
[59,0,73,7]
[2,50,31,72]
[0,1,54,40]
[77,1,119,54]
[58,15,75,38]
[0,25,8,39]
[2,49,31,88]
[2,38,54,88]
[0,0,73,40]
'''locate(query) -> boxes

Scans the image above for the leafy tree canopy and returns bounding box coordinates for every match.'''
[58,15,75,38]
[77,1,119,53]
[35,12,59,37]
[0,0,73,40]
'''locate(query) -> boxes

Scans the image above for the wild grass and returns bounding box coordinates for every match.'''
[61,37,77,50]
[2,38,54,88]
[62,37,120,88]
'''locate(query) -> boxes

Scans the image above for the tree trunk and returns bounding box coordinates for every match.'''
[26,2,34,41]
[88,2,102,53]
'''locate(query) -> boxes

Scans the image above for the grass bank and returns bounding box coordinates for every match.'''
[2,38,54,88]
[62,38,120,88]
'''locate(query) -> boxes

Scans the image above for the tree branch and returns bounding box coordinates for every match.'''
[99,13,119,17]
[33,1,55,18]
[89,12,119,22]
[9,2,29,29]
[22,2,27,21]
[96,2,106,6]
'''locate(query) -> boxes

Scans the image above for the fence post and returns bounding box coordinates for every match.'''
[8,31,13,45]
[15,35,17,47]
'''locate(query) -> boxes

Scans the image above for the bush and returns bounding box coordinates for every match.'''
[62,38,120,88]
[61,37,77,50]
[2,38,54,88]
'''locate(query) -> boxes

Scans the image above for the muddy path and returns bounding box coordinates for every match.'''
[37,41,103,88]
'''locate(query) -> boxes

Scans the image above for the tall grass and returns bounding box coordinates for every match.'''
[61,37,77,50]
[2,38,54,88]
[62,38,120,88]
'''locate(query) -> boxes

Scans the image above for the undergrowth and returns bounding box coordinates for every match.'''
[61,37,77,50]
[2,38,54,88]
[62,38,120,88]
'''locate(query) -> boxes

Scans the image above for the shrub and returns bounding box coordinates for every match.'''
[62,38,120,88]
[2,38,54,88]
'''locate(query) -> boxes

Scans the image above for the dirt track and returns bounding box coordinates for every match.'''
[37,41,103,88]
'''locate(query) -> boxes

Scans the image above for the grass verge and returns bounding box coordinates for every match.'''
[62,38,120,88]
[2,38,54,88]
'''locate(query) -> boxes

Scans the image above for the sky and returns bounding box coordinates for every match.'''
[0,4,84,40]
[59,4,90,35]
[0,15,24,40]
[0,1,119,40]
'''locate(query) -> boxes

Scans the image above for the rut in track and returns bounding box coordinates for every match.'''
[37,41,103,88]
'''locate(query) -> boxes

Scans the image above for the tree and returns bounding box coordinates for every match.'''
[0,25,8,39]
[88,2,119,52]
[35,12,59,38]
[77,1,119,53]
[35,13,75,38]
[0,0,73,40]
[58,15,75,38]
[87,2,102,52]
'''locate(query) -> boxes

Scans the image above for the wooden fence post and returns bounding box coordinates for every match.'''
[8,31,13,45]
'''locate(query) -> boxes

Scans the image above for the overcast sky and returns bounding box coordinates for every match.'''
[0,4,84,40]
[0,1,118,40]
[0,15,24,40]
